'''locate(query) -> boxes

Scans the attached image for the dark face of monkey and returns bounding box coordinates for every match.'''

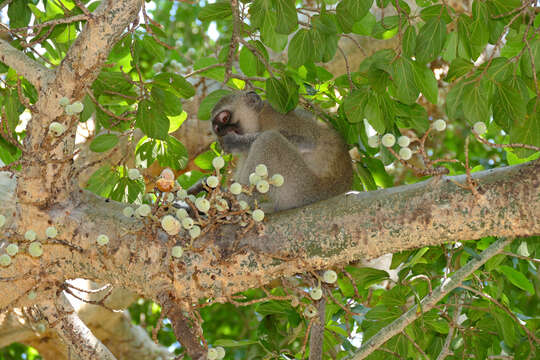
[211,91,264,138]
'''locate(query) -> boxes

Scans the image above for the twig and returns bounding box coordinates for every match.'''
[73,0,93,18]
[341,34,367,56]
[401,330,429,359]
[184,63,225,78]
[86,90,133,122]
[11,14,88,33]
[239,38,274,76]
[501,252,540,263]
[337,45,353,92]
[352,237,513,360]
[224,0,240,83]
[436,295,462,360]
[460,284,539,347]
[471,130,540,152]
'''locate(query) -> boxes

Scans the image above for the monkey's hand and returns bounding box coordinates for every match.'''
[220,132,258,153]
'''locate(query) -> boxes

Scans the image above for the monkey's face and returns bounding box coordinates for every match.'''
[211,91,263,138]
[212,109,239,137]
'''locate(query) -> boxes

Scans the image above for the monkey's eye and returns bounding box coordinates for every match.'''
[215,110,231,125]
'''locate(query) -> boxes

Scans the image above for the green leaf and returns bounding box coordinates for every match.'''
[157,136,189,171]
[402,26,417,58]
[312,13,338,35]
[469,1,490,60]
[55,24,77,44]
[462,80,490,125]
[371,16,400,39]
[272,0,298,34]
[141,35,165,62]
[415,18,447,64]
[391,57,419,105]
[497,265,535,294]
[320,34,339,62]
[442,31,458,63]
[365,93,394,133]
[151,87,182,116]
[193,150,217,171]
[487,0,521,17]
[265,76,298,113]
[198,1,231,22]
[8,0,31,28]
[0,137,21,166]
[420,4,452,23]
[198,90,232,121]
[80,95,95,123]
[4,92,21,133]
[412,63,438,105]
[193,58,225,82]
[492,309,519,347]
[336,1,354,33]
[520,39,540,78]
[510,98,540,158]
[365,305,401,321]
[89,134,119,153]
[153,73,195,99]
[239,40,268,77]
[492,77,528,132]
[484,57,514,82]
[445,57,474,82]
[343,89,368,123]
[368,67,391,94]
[355,162,377,191]
[395,103,430,133]
[352,12,377,36]
[86,165,120,198]
[213,339,259,347]
[250,0,288,51]
[365,94,385,133]
[339,0,373,22]
[363,157,393,187]
[168,111,186,133]
[136,100,169,140]
[110,177,144,203]
[445,79,466,120]
[345,266,390,288]
[288,29,315,68]
[92,72,133,96]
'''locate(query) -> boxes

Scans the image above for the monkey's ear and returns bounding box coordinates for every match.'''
[245,91,262,107]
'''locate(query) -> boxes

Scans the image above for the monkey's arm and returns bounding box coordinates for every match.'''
[221,131,315,154]
[220,132,260,153]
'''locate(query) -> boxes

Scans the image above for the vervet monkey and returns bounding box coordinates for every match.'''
[211,91,353,213]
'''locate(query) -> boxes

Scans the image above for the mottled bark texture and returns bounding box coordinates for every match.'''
[0,160,538,310]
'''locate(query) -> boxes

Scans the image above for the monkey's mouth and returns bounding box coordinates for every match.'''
[214,123,242,137]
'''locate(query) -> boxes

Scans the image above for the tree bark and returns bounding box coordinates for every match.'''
[1,159,538,310]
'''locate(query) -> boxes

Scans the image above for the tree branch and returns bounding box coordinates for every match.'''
[351,237,513,360]
[41,293,117,360]
[0,39,53,91]
[158,292,206,360]
[0,160,538,309]
[308,298,325,360]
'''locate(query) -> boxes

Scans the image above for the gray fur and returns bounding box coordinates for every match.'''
[211,91,353,213]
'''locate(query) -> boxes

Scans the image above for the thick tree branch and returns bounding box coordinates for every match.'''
[352,237,513,360]
[158,292,206,360]
[0,160,538,309]
[52,0,142,98]
[41,293,117,360]
[0,39,53,91]
[17,0,142,205]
